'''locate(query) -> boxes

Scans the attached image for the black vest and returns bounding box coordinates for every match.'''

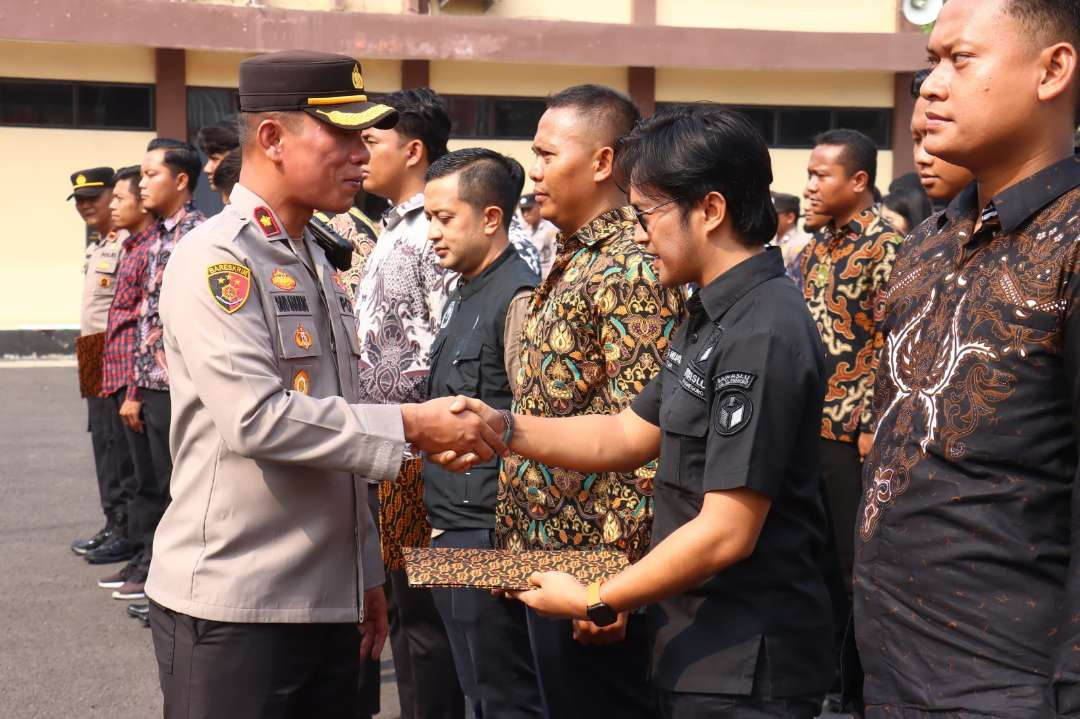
[423,247,538,530]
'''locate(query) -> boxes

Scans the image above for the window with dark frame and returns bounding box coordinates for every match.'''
[655,101,892,149]
[0,78,154,130]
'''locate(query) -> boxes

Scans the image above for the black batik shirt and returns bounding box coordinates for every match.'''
[631,248,834,697]
[855,155,1080,718]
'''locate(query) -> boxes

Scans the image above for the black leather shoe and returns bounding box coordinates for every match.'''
[71,525,111,556]
[127,602,150,627]
[84,535,137,565]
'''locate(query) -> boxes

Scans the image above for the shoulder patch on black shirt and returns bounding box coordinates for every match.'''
[713,371,756,391]
[713,389,753,436]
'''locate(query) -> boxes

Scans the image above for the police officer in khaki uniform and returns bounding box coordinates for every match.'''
[144,51,507,719]
[70,167,137,557]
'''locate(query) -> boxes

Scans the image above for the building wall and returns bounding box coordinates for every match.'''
[0,40,155,83]
[436,0,632,23]
[430,61,628,97]
[657,0,897,32]
[0,127,155,331]
[186,50,401,91]
[656,68,894,107]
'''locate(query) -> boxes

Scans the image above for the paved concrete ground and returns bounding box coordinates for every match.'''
[0,363,850,718]
[0,364,399,718]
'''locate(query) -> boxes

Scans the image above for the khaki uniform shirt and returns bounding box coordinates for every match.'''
[80,231,125,336]
[145,184,405,624]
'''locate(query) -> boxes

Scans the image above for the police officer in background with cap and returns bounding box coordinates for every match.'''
[69,167,138,558]
[144,51,508,719]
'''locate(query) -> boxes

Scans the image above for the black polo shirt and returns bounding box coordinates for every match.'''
[631,248,834,697]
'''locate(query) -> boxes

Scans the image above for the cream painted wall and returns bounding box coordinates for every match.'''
[658,0,897,33]
[770,148,894,203]
[657,68,895,108]
[0,40,155,83]
[186,51,401,91]
[436,0,631,23]
[0,128,155,330]
[431,61,627,97]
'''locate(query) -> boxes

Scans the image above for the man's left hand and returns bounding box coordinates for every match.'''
[508,571,588,619]
[359,585,389,660]
[571,612,629,646]
[858,431,874,459]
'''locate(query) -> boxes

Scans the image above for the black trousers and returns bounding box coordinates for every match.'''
[384,567,464,719]
[113,388,172,555]
[657,690,821,718]
[526,606,656,719]
[150,602,360,719]
[86,395,136,516]
[431,529,542,719]
[819,437,864,710]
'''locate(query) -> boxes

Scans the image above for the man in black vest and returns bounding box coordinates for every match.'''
[422,148,541,718]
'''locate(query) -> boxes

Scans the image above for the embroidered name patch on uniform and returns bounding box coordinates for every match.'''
[714,389,752,436]
[271,269,297,291]
[292,370,310,395]
[713,371,756,391]
[207,263,252,314]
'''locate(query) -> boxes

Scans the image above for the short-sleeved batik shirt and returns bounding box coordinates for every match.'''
[496,206,685,561]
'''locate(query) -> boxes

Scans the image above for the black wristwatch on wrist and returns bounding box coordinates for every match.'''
[585,580,617,627]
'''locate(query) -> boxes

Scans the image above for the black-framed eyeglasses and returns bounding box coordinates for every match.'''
[632,198,677,232]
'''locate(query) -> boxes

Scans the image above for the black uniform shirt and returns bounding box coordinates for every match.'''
[631,248,834,697]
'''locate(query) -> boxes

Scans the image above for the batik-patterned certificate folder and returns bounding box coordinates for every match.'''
[403,547,629,590]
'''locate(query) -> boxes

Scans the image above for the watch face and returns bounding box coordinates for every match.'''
[587,602,618,627]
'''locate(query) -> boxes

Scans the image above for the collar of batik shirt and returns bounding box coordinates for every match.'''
[381,192,425,233]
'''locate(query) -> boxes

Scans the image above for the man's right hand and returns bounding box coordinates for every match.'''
[401,396,507,463]
[119,399,144,433]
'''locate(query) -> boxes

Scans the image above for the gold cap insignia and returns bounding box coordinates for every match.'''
[352,64,364,90]
[75,174,87,186]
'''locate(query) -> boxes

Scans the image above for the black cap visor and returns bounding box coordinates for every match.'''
[303,100,398,132]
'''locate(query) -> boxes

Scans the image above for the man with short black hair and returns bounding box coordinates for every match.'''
[96,166,157,610]
[94,138,206,598]
[212,148,242,203]
[498,83,685,718]
[196,117,240,191]
[439,105,834,719]
[857,1,1080,715]
[422,147,542,718]
[799,128,902,708]
[354,86,465,719]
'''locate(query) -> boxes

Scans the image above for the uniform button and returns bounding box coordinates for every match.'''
[689,333,699,343]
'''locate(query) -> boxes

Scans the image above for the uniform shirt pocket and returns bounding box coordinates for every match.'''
[660,394,709,493]
[275,314,322,359]
[440,337,485,397]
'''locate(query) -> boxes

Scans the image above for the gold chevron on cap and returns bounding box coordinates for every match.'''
[307,94,368,106]
[314,104,393,127]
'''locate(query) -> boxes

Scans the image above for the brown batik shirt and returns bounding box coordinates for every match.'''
[496,206,685,562]
[799,205,903,443]
[855,155,1080,718]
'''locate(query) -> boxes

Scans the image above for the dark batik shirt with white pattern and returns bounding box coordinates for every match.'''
[855,155,1080,718]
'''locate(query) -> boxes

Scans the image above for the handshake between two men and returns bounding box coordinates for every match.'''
[400,395,511,465]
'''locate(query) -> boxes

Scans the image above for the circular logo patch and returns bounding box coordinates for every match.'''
[294,324,314,350]
[713,389,752,436]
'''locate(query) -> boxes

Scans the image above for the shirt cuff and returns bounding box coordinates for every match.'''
[125,384,141,402]
[350,403,406,482]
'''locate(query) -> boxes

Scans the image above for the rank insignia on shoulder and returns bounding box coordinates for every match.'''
[294,323,314,350]
[292,369,311,395]
[253,206,281,237]
[271,268,297,291]
[207,262,252,314]
[713,389,753,436]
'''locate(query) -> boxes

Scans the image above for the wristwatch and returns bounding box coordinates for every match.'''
[585,580,617,627]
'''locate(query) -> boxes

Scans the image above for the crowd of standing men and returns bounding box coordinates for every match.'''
[61,0,1080,717]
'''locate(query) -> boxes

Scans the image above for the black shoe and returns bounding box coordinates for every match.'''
[71,524,112,556]
[85,535,137,565]
[127,602,150,627]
